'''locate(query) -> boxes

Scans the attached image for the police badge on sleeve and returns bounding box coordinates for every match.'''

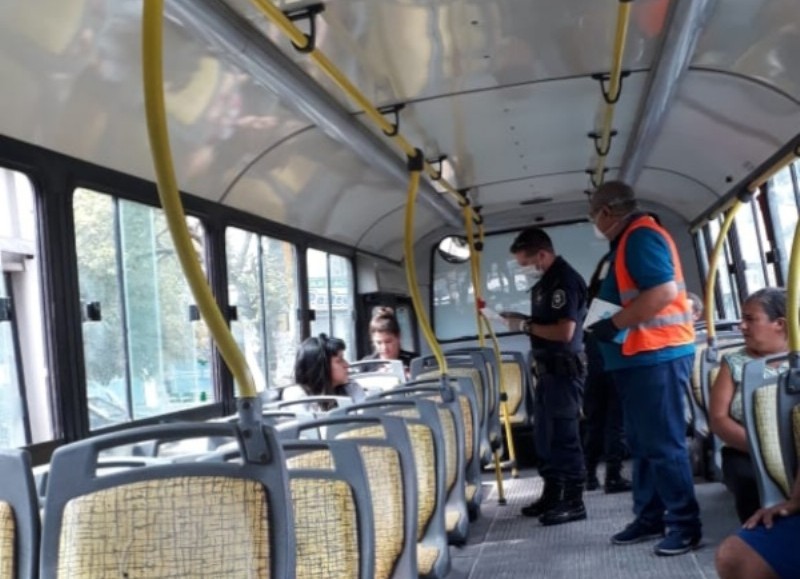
[552,289,566,309]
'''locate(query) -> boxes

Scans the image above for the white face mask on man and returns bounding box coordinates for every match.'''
[592,222,608,240]
[518,264,543,278]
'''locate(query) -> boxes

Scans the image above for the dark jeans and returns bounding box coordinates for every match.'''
[535,372,586,482]
[612,355,701,534]
[721,446,760,523]
[583,353,627,473]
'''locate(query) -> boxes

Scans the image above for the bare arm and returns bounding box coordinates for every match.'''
[744,465,800,529]
[708,361,748,453]
[612,281,677,329]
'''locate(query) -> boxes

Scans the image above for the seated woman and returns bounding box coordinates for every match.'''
[361,307,417,376]
[708,287,788,522]
[716,464,800,579]
[287,334,365,408]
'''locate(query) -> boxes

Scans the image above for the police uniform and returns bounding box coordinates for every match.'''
[528,255,588,489]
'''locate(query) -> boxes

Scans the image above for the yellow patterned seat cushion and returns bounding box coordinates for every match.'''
[419,369,484,420]
[501,363,523,416]
[404,424,437,540]
[0,501,14,579]
[290,479,359,579]
[459,397,474,462]
[755,385,790,497]
[466,484,477,503]
[417,544,440,576]
[58,476,269,578]
[705,367,721,409]
[336,430,405,579]
[692,347,705,406]
[438,410,458,493]
[445,509,461,532]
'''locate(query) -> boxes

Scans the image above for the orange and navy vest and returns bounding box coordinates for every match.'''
[614,215,695,356]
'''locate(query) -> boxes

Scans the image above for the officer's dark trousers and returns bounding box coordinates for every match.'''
[583,342,627,473]
[535,372,585,482]
[612,355,701,533]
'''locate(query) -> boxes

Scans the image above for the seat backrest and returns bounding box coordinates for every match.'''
[500,351,532,421]
[41,422,294,579]
[284,416,417,579]
[335,398,455,578]
[742,355,791,507]
[777,371,800,492]
[0,449,39,579]
[282,439,374,579]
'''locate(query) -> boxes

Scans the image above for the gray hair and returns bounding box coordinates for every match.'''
[744,288,786,321]
[590,181,639,217]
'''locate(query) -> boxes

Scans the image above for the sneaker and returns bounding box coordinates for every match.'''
[653,531,701,556]
[611,520,665,545]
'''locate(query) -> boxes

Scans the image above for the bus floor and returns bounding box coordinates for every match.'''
[447,464,736,578]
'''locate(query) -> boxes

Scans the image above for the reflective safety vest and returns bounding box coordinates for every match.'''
[614,215,695,356]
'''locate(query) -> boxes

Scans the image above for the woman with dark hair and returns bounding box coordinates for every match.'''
[362,307,417,374]
[709,287,789,522]
[284,334,365,404]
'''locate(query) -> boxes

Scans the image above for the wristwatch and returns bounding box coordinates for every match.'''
[520,320,532,334]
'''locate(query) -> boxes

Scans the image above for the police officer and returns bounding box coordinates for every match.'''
[503,227,588,526]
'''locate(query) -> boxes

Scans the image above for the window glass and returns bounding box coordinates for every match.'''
[734,198,766,294]
[0,168,48,445]
[0,274,27,448]
[708,218,739,319]
[766,165,799,282]
[74,189,213,431]
[226,228,300,393]
[433,221,608,341]
[306,249,356,359]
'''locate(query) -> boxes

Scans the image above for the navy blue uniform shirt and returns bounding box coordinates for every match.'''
[529,255,588,356]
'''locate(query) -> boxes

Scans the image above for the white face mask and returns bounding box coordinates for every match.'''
[518,264,543,278]
[592,222,607,240]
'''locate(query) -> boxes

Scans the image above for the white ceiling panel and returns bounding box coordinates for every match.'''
[646,69,800,199]
[224,0,667,106]
[397,73,648,192]
[693,0,800,103]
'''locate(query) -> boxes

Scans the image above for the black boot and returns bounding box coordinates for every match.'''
[539,480,587,526]
[604,464,632,494]
[521,478,560,517]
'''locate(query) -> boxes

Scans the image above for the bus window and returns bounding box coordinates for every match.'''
[733,195,767,294]
[74,189,213,431]
[0,168,48,446]
[306,249,356,359]
[707,218,740,320]
[433,221,607,341]
[226,228,300,392]
[766,163,800,282]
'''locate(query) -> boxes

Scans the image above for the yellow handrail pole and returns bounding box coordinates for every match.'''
[703,200,742,345]
[403,150,448,375]
[248,0,478,220]
[593,1,632,185]
[141,1,256,398]
[464,209,508,500]
[786,201,800,356]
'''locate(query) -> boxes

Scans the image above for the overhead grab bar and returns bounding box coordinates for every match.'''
[590,0,633,187]
[249,0,480,223]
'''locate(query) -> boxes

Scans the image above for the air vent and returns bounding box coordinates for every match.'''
[520,196,552,206]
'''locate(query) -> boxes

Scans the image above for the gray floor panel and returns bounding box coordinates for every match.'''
[444,466,736,578]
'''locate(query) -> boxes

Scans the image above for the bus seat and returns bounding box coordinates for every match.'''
[283,439,375,579]
[777,373,800,494]
[500,351,534,426]
[40,422,294,579]
[336,398,455,576]
[0,449,39,579]
[742,355,791,508]
[368,383,480,544]
[283,416,418,579]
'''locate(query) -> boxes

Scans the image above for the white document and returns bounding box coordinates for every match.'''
[583,298,623,329]
[480,307,504,322]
